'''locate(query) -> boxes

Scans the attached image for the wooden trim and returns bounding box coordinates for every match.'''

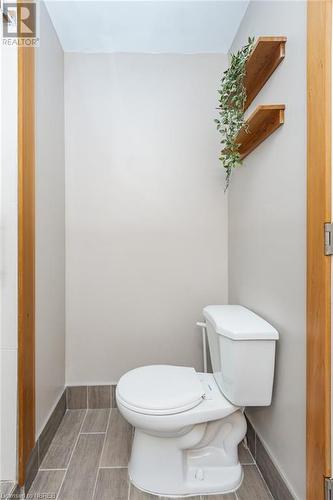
[18,45,36,486]
[307,1,332,498]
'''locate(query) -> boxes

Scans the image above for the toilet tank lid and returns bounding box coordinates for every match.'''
[203,305,279,340]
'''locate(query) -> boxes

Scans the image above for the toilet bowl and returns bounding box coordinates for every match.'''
[116,305,279,497]
[117,366,247,496]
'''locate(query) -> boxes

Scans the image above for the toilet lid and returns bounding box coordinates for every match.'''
[116,365,205,415]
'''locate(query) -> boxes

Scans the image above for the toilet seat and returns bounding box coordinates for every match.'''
[117,365,205,415]
[117,372,239,435]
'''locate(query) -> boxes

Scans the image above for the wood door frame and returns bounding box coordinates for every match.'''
[307,0,332,498]
[18,44,36,486]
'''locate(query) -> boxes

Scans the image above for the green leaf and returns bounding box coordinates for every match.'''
[215,35,255,190]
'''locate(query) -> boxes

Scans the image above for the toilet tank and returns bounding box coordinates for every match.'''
[203,305,279,406]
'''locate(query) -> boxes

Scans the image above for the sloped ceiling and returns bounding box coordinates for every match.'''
[45,1,249,53]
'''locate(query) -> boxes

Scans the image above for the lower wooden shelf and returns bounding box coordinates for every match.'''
[237,104,285,160]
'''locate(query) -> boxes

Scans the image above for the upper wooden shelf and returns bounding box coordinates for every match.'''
[244,37,287,110]
[237,105,285,160]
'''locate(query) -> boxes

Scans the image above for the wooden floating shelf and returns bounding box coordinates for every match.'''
[237,105,285,160]
[244,37,287,110]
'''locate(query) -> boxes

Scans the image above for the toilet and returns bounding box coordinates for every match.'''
[116,305,279,497]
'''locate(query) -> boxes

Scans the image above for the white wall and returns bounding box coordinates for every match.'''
[229,2,306,498]
[35,2,65,437]
[65,53,228,384]
[0,33,18,482]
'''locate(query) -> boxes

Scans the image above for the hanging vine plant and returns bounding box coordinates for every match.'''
[215,37,255,190]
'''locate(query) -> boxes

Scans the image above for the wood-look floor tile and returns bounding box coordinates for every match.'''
[245,416,256,459]
[29,470,65,498]
[67,386,87,409]
[111,385,117,407]
[24,441,38,493]
[58,433,104,500]
[39,391,66,464]
[100,409,132,466]
[41,410,86,469]
[88,386,111,409]
[237,465,272,500]
[93,468,129,499]
[81,409,110,433]
[8,485,24,500]
[256,437,293,500]
[238,441,255,464]
[0,481,15,498]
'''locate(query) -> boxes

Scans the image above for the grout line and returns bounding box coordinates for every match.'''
[101,464,129,468]
[245,446,256,465]
[39,468,67,472]
[253,463,274,500]
[9,483,17,498]
[99,465,129,469]
[242,463,274,500]
[83,407,111,411]
[80,432,106,435]
[81,410,88,432]
[127,481,131,500]
[55,409,88,500]
[90,464,100,499]
[37,438,40,469]
[249,429,274,500]
[91,408,112,499]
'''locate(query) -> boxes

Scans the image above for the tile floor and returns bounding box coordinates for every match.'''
[0,481,15,499]
[26,409,273,500]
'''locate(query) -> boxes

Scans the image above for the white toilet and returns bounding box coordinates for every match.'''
[116,305,279,497]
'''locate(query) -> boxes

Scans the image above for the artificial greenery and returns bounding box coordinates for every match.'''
[215,37,255,190]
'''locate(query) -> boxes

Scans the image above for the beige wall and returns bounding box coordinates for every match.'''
[35,2,66,436]
[64,53,228,384]
[229,2,306,498]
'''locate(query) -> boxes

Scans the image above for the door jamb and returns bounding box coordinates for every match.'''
[307,1,332,498]
[18,44,36,486]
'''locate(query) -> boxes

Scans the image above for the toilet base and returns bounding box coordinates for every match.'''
[129,410,246,497]
[129,467,243,498]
